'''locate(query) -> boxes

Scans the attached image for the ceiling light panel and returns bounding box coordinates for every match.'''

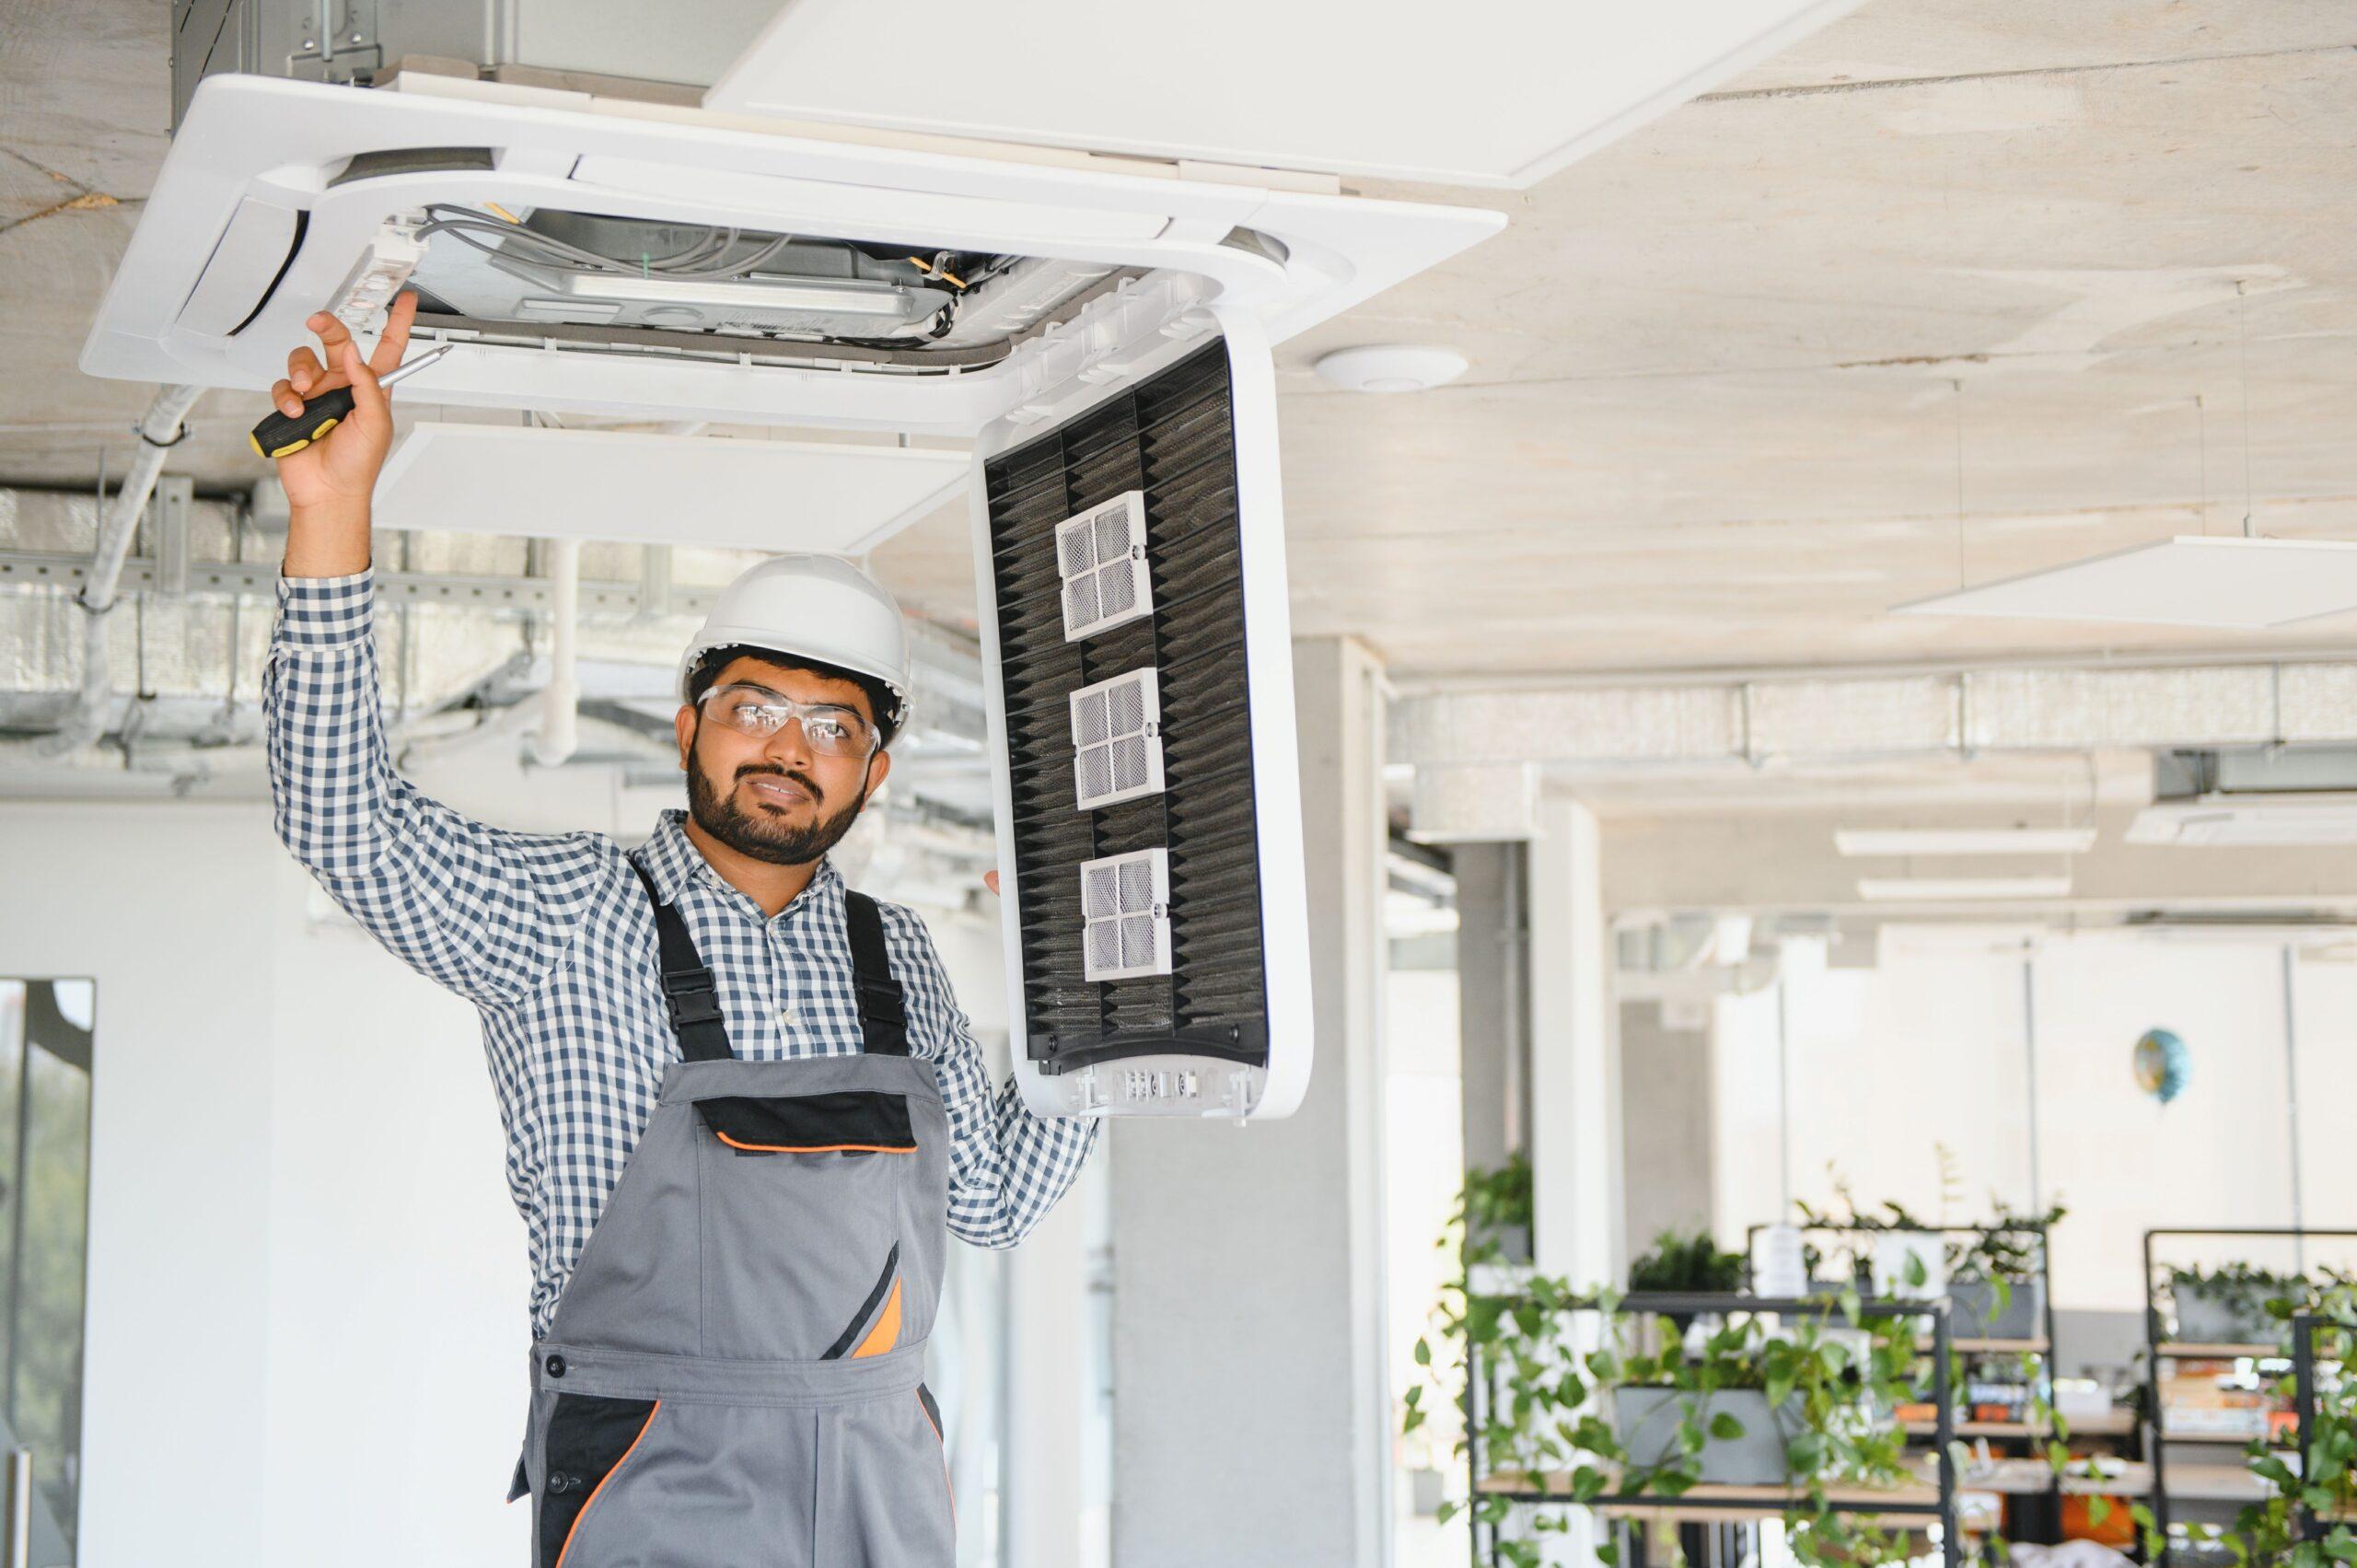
[1834,827,2098,857]
[1898,538,2357,629]
[1856,876,2074,901]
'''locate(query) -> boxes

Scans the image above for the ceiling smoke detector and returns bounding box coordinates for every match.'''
[1312,344,1469,394]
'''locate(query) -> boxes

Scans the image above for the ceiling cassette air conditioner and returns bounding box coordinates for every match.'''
[86,51,1504,1122]
[80,71,1502,435]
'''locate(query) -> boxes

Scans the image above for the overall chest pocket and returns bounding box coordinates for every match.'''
[695,1090,916,1154]
[691,1089,917,1362]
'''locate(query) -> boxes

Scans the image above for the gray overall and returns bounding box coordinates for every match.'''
[507,863,957,1567]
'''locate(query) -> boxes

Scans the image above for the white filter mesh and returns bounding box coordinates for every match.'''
[1079,847,1171,981]
[1069,667,1166,810]
[1054,492,1154,640]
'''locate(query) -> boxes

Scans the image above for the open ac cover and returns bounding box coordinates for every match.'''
[82,64,1499,1120]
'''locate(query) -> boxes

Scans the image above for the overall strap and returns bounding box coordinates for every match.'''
[629,860,736,1063]
[842,890,910,1057]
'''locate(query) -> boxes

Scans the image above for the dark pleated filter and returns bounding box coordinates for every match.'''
[983,342,1271,1073]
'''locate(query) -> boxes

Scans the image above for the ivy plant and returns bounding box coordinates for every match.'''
[1410,1166,1991,1568]
[2131,1280,2357,1567]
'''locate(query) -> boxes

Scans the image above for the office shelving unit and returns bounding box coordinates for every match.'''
[1462,1291,1962,1568]
[1747,1220,2095,1543]
[2142,1226,2357,1559]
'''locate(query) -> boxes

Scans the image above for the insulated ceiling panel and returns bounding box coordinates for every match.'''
[373,424,967,551]
[706,0,1864,187]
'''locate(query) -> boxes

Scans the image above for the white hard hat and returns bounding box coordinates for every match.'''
[679,554,911,729]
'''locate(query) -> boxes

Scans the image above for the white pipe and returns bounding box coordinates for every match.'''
[528,537,582,768]
[0,384,203,764]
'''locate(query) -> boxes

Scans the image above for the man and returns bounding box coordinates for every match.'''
[261,293,1097,1566]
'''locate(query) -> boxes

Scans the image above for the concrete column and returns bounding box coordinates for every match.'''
[1454,842,1527,1179]
[1498,794,1622,1568]
[1618,1000,1715,1254]
[1004,1153,1096,1568]
[1527,793,1622,1288]
[1109,636,1391,1568]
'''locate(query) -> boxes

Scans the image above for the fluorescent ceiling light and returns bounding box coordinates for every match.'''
[1835,827,2097,857]
[1895,538,2357,629]
[1856,876,2073,901]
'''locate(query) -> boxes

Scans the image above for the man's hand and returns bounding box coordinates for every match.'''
[275,292,417,576]
[984,870,1001,897]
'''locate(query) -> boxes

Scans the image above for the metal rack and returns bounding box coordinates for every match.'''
[2141,1226,2357,1558]
[1747,1219,2075,1541]
[2290,1312,2353,1548]
[1462,1291,1961,1568]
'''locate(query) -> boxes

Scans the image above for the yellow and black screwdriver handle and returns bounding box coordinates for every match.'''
[248,343,450,459]
[249,386,360,459]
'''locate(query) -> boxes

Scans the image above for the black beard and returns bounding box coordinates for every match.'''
[686,748,871,867]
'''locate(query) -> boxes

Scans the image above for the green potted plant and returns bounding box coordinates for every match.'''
[2169,1262,2306,1347]
[1410,1165,1956,1568]
[1946,1201,2064,1342]
[1628,1228,1744,1330]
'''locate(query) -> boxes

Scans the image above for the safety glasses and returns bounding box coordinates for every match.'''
[698,683,878,760]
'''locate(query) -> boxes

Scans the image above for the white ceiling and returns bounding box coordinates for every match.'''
[707,0,1865,187]
[6,2,2357,687]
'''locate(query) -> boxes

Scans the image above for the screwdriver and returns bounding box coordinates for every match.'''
[249,343,452,459]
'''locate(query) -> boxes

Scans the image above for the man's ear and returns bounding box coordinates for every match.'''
[675,703,696,769]
[865,746,893,797]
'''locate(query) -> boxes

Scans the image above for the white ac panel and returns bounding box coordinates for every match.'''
[977,311,1312,1121]
[709,0,1867,189]
[373,424,968,551]
[79,72,1503,432]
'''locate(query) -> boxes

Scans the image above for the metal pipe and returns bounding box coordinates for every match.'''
[5,1446,29,1568]
[2282,946,2307,1275]
[0,384,203,765]
[2022,957,2043,1217]
[528,537,582,767]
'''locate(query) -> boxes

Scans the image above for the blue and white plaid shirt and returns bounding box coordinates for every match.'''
[263,570,1098,1340]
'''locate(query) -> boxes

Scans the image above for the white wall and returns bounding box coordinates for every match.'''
[1714,928,2357,1312]
[0,801,525,1567]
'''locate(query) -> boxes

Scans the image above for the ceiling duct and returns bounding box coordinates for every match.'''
[1393,660,2357,774]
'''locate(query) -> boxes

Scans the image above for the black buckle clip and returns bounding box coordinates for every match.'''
[663,971,726,1030]
[855,978,907,1028]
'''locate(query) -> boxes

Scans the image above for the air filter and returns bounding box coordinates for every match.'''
[1070,668,1166,810]
[1055,490,1154,639]
[1081,848,1172,981]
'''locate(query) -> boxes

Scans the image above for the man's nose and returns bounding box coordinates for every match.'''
[761,715,817,770]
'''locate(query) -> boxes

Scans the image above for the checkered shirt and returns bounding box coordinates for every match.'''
[263,569,1098,1341]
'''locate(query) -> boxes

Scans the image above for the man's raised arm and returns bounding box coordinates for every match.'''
[262,296,605,1005]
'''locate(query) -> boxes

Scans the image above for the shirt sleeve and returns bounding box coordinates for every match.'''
[263,568,609,1006]
[880,902,1100,1249]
